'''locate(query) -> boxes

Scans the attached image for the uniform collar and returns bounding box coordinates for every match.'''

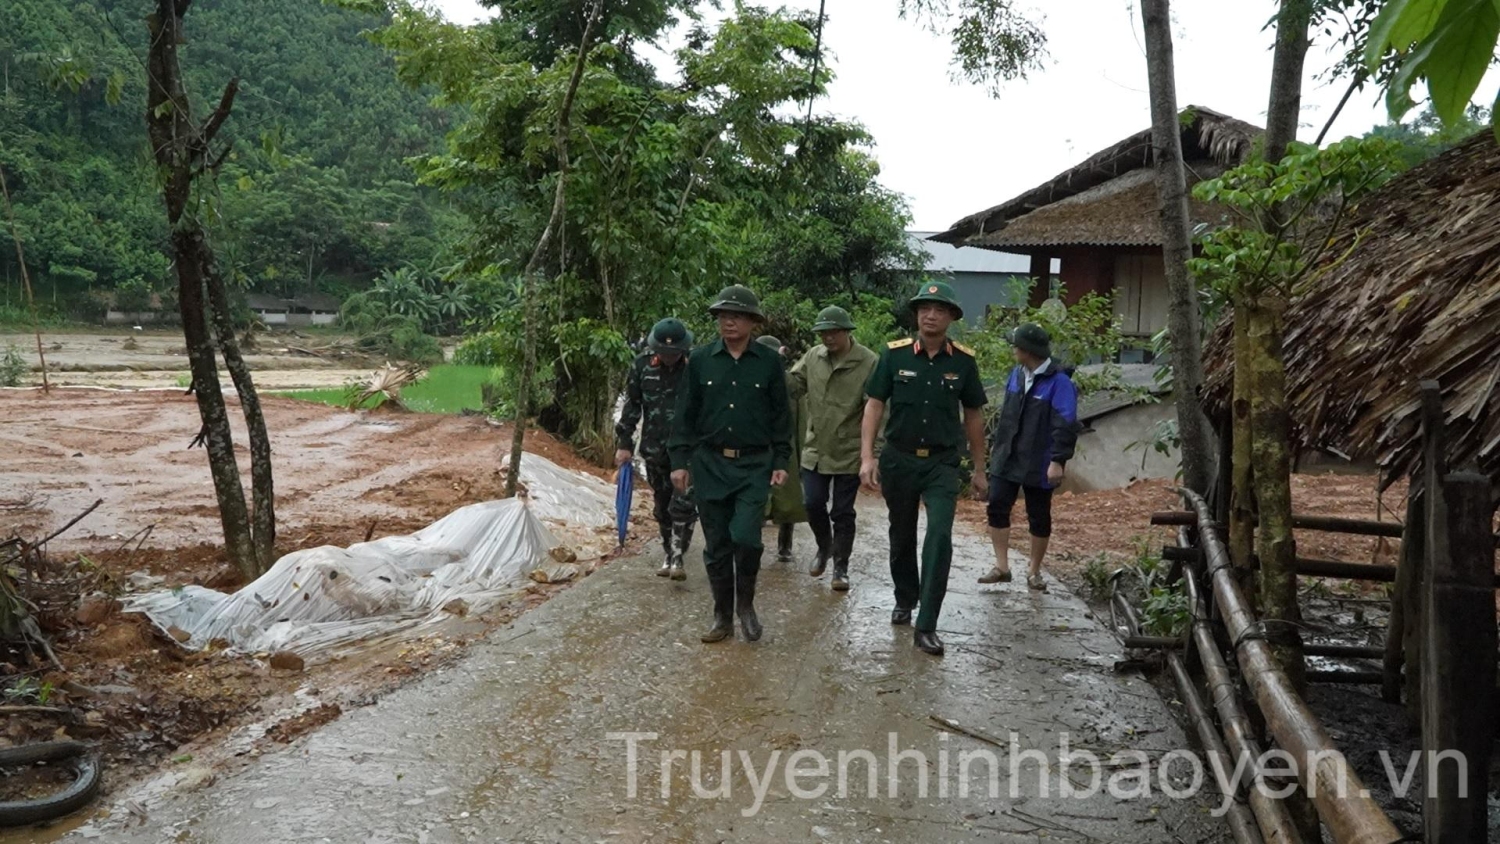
[710,337,763,358]
[913,337,953,357]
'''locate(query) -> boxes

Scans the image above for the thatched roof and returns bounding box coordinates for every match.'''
[1202,131,1500,486]
[932,106,1261,250]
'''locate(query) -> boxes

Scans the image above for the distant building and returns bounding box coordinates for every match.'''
[931,106,1260,353]
[905,231,1040,325]
[245,293,340,327]
[246,293,290,326]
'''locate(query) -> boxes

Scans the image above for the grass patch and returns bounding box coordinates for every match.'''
[273,364,499,414]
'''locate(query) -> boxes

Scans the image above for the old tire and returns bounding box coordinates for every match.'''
[0,741,103,827]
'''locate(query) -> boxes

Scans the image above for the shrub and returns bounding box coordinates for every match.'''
[1,345,27,387]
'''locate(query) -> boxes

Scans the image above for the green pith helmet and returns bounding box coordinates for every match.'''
[811,305,855,332]
[649,318,692,354]
[708,284,765,321]
[908,279,963,319]
[1009,322,1052,359]
[756,335,783,350]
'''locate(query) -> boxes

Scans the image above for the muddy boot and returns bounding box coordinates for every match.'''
[807,519,831,577]
[700,575,734,643]
[669,522,693,581]
[830,527,853,592]
[656,527,673,578]
[775,524,794,563]
[735,550,763,642]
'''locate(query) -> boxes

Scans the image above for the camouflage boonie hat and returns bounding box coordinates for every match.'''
[908,280,963,319]
[649,318,692,354]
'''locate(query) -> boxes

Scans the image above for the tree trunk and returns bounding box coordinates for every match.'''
[1140,0,1213,496]
[175,229,259,578]
[204,257,275,570]
[1264,0,1314,162]
[1229,310,1255,574]
[147,0,263,579]
[1246,295,1305,693]
[504,1,602,498]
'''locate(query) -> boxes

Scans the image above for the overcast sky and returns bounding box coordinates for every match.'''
[430,1,1456,232]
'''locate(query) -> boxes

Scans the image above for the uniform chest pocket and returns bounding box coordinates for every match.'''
[891,371,918,404]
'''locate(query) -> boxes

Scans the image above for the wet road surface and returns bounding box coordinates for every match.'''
[67,502,1228,843]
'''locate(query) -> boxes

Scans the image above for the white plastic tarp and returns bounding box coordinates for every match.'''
[125,454,616,656]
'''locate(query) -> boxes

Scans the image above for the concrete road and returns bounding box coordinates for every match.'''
[66,505,1229,843]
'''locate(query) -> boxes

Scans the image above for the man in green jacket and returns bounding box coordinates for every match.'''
[670,285,792,644]
[788,306,878,591]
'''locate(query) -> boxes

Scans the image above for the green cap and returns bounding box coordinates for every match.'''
[811,305,855,332]
[756,335,783,350]
[908,279,963,319]
[1009,322,1051,359]
[649,318,692,354]
[708,284,764,321]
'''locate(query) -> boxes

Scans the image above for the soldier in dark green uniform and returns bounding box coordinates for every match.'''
[860,280,988,656]
[615,318,697,580]
[669,285,793,644]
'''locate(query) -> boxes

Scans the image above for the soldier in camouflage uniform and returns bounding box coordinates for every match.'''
[615,318,698,580]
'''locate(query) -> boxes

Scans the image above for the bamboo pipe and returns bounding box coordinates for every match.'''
[1166,650,1266,844]
[1181,553,1307,844]
[1182,489,1402,844]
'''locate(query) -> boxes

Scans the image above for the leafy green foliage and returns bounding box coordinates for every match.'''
[1363,0,1500,128]
[957,279,1134,414]
[898,0,1048,95]
[361,1,918,443]
[1189,137,1407,299]
[0,0,455,315]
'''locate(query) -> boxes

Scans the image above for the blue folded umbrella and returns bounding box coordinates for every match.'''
[615,460,634,548]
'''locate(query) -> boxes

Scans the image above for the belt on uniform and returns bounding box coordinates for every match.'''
[706,445,769,459]
[893,444,955,459]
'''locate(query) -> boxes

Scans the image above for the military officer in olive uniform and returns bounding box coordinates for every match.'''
[669,285,793,644]
[860,280,988,656]
[615,318,698,580]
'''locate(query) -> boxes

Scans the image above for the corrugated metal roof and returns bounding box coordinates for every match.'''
[908,232,1030,274]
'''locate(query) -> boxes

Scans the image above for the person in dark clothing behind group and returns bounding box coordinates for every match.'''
[615,318,697,580]
[670,285,792,644]
[978,323,1081,592]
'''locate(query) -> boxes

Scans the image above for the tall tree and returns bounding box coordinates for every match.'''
[146,0,275,578]
[1139,0,1213,496]
[1247,0,1315,693]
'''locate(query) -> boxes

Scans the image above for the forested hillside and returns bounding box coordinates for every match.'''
[0,0,454,317]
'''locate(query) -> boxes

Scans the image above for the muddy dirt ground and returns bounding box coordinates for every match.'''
[0,358,1471,839]
[0,388,626,812]
[0,328,424,390]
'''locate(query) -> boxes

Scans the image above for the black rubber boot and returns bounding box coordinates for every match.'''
[775,524,794,563]
[735,549,763,642]
[670,522,693,581]
[656,527,673,578]
[830,528,852,592]
[807,519,831,576]
[914,629,945,656]
[701,575,734,643]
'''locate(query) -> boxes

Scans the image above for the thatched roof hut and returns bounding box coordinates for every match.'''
[1202,131,1500,488]
[931,106,1261,249]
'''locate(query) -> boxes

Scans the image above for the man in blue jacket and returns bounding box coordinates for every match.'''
[978,323,1080,592]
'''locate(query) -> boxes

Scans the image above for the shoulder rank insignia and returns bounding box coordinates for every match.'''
[887,338,915,350]
[951,341,975,356]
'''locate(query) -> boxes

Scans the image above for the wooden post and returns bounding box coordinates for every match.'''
[1408,381,1447,721]
[1027,253,1052,305]
[1421,471,1496,843]
[1383,492,1422,704]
